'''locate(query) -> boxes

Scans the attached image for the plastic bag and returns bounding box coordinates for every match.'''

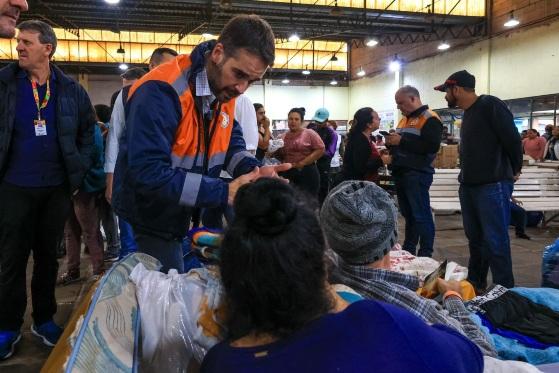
[542,239,559,289]
[130,263,225,372]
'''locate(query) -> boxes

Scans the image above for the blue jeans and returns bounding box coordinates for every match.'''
[118,217,137,258]
[393,170,435,257]
[134,232,184,274]
[459,181,514,289]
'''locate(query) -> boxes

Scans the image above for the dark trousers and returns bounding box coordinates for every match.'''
[64,191,104,275]
[317,157,332,205]
[510,202,527,235]
[134,231,184,274]
[393,170,435,257]
[459,181,515,289]
[99,197,120,256]
[0,182,71,330]
[280,163,320,200]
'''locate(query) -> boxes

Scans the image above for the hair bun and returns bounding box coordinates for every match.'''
[234,179,298,235]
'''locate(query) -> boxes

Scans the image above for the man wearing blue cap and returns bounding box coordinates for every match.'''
[434,70,522,290]
[308,107,338,204]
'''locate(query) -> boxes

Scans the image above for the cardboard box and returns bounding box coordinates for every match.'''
[433,144,458,169]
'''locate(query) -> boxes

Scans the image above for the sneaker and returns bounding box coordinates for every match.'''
[0,331,21,360]
[31,321,63,347]
[57,271,80,286]
[103,253,119,262]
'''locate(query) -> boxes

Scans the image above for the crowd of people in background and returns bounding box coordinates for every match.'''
[0,6,553,372]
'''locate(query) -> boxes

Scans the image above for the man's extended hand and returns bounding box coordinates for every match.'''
[257,163,292,178]
[228,167,260,205]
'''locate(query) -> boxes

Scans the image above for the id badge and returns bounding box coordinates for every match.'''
[34,119,47,136]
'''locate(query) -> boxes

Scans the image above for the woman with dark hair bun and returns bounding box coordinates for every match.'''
[200,178,484,373]
[273,107,325,197]
[341,107,387,183]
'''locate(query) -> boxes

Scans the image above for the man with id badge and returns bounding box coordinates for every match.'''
[0,20,95,359]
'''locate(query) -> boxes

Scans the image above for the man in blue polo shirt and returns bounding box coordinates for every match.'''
[0,20,95,359]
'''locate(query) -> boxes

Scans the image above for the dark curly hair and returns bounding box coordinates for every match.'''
[220,178,333,340]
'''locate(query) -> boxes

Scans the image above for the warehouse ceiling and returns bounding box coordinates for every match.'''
[25,0,486,44]
[19,0,487,82]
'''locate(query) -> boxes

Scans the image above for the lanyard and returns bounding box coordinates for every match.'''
[30,77,50,121]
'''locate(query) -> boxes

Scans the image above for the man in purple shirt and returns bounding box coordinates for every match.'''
[307,107,338,204]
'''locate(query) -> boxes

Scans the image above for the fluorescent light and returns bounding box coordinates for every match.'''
[288,33,300,42]
[281,78,290,84]
[357,68,365,77]
[302,70,311,75]
[438,41,450,50]
[118,63,128,70]
[330,79,338,86]
[504,18,520,27]
[366,38,378,47]
[389,60,401,72]
[504,11,520,27]
[105,0,119,4]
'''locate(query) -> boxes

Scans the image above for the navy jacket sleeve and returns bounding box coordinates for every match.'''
[125,81,229,209]
[399,117,442,155]
[224,118,260,178]
[76,84,96,173]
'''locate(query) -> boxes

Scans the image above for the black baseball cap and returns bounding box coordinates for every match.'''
[434,70,476,91]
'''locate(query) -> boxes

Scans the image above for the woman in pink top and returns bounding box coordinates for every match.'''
[274,108,325,197]
[522,129,547,161]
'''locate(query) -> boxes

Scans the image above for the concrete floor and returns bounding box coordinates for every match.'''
[1,213,557,372]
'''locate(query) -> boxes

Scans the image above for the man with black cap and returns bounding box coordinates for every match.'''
[307,107,338,204]
[434,70,522,290]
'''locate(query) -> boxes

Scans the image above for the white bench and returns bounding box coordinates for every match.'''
[430,168,559,226]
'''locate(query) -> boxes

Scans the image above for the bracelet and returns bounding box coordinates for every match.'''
[443,290,462,301]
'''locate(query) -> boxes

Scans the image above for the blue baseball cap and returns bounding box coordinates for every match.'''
[312,108,330,123]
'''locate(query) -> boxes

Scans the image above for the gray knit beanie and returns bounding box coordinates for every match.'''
[320,180,398,265]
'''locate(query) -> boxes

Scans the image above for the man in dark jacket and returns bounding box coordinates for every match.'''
[386,85,442,258]
[0,20,95,359]
[434,70,522,290]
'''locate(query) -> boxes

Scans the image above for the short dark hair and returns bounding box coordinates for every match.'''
[220,178,333,340]
[217,15,275,67]
[120,67,146,80]
[18,20,57,58]
[253,103,264,112]
[288,107,305,121]
[94,104,111,123]
[149,47,178,67]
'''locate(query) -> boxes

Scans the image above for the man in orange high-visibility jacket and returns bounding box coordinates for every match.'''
[113,15,290,273]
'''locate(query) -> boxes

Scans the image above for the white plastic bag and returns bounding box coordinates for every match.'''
[130,264,224,373]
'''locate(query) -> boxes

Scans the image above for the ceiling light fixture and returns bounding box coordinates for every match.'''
[389,55,401,72]
[105,0,120,4]
[366,38,378,47]
[437,41,450,50]
[330,54,338,62]
[202,33,215,38]
[118,63,128,70]
[282,78,290,84]
[288,33,300,42]
[357,67,366,77]
[302,69,310,75]
[330,0,343,16]
[330,79,338,86]
[504,11,520,28]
